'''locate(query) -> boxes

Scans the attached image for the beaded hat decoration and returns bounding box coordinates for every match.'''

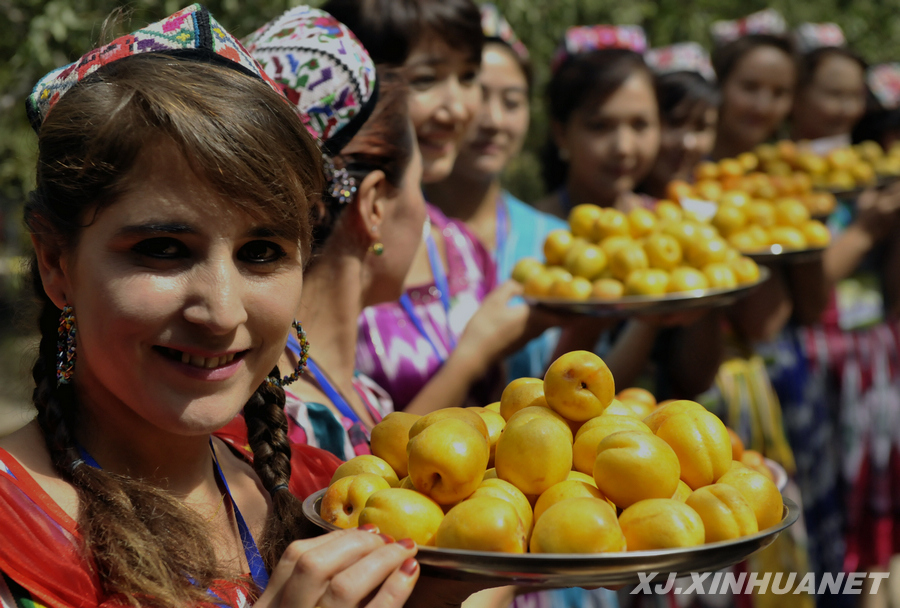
[710,9,787,47]
[552,25,647,74]
[480,3,529,63]
[26,4,282,133]
[793,22,846,54]
[868,63,900,110]
[245,6,378,157]
[645,42,716,82]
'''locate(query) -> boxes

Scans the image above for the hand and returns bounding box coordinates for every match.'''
[255,527,418,608]
[855,181,900,242]
[456,281,534,366]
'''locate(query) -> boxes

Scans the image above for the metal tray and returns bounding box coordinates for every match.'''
[302,489,800,587]
[744,246,825,264]
[523,268,769,318]
[765,458,788,492]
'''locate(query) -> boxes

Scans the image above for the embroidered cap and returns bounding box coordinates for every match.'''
[480,3,529,63]
[710,9,787,47]
[552,25,647,73]
[646,42,716,81]
[26,3,281,133]
[869,63,900,110]
[245,6,378,156]
[794,22,846,54]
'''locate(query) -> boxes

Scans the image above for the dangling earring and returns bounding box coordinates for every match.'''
[57,304,76,386]
[371,242,384,256]
[266,320,310,388]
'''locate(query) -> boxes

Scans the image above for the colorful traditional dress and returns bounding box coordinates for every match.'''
[283,372,393,461]
[356,204,496,409]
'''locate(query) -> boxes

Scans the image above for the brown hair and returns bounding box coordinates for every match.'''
[797,46,866,90]
[713,34,797,85]
[542,49,655,191]
[322,0,484,66]
[312,69,414,251]
[25,54,323,606]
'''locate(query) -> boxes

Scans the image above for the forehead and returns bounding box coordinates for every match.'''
[406,33,479,67]
[582,73,657,116]
[734,46,796,81]
[481,45,526,84]
[814,54,865,84]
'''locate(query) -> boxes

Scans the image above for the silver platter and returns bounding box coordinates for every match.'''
[302,489,800,587]
[765,458,788,492]
[523,267,770,318]
[744,246,825,264]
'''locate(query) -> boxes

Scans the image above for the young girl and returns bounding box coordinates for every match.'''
[242,7,424,461]
[641,42,721,199]
[423,4,567,381]
[325,0,541,413]
[0,7,420,606]
[536,26,659,217]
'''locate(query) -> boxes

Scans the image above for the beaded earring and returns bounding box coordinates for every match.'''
[57,304,76,386]
[371,242,385,256]
[266,320,310,388]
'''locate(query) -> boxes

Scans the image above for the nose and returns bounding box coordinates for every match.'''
[437,76,473,126]
[683,132,698,151]
[481,92,503,129]
[183,252,248,335]
[612,125,636,157]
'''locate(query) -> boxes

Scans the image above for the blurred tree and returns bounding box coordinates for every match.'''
[3,0,900,225]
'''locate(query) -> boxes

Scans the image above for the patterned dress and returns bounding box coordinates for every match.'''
[356,204,496,409]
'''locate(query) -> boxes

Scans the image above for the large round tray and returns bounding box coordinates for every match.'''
[523,267,769,318]
[765,458,788,492]
[744,246,825,264]
[302,489,800,587]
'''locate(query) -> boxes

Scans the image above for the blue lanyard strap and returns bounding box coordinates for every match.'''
[305,357,360,424]
[494,195,509,282]
[76,442,270,593]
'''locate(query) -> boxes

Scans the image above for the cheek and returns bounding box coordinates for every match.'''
[408,92,436,132]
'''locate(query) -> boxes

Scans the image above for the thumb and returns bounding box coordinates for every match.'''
[492,279,524,300]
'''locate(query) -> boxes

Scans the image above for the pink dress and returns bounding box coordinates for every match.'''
[356,205,496,409]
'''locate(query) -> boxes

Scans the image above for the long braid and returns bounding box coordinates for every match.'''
[29,265,225,607]
[243,371,311,568]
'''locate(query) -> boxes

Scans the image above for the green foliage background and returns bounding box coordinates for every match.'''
[2,0,900,250]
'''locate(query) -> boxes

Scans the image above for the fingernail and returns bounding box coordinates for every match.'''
[400,557,419,576]
[359,523,379,533]
[378,533,395,544]
[397,538,415,549]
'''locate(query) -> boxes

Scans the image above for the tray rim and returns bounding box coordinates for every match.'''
[744,245,825,264]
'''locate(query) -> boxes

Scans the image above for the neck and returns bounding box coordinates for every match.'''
[296,250,365,386]
[712,129,753,161]
[564,176,619,209]
[426,173,502,251]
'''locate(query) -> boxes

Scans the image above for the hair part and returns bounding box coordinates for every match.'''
[541,49,654,192]
[713,34,797,84]
[311,69,413,253]
[25,54,323,607]
[322,0,484,67]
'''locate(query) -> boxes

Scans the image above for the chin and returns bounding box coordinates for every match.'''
[422,154,458,184]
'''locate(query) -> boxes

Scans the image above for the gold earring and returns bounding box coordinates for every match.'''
[371,242,384,256]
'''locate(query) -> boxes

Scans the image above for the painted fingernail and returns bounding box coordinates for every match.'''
[397,538,415,549]
[359,524,379,533]
[378,533,395,544]
[400,557,419,576]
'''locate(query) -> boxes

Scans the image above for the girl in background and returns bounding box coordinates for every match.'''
[424,4,567,381]
[326,0,546,413]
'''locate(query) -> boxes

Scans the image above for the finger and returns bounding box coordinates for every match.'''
[319,541,418,608]
[275,529,395,608]
[365,557,420,608]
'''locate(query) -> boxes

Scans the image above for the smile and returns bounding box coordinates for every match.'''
[154,346,245,369]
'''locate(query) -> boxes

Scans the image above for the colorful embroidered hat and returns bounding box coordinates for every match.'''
[645,42,716,81]
[868,63,900,110]
[552,25,647,73]
[794,22,846,54]
[480,3,529,63]
[245,6,378,156]
[26,4,280,133]
[710,9,787,47]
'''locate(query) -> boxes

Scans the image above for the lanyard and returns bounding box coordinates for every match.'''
[305,357,360,424]
[77,442,270,594]
[494,195,510,283]
[399,229,456,362]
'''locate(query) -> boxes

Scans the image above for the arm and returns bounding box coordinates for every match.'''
[665,311,725,398]
[603,320,660,391]
[728,265,793,343]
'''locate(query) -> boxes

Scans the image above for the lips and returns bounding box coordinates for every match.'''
[154,346,245,370]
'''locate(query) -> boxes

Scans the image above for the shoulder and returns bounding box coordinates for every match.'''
[503,192,568,232]
[429,203,495,285]
[531,191,567,220]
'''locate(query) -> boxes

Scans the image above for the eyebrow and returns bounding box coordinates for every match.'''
[115,223,293,240]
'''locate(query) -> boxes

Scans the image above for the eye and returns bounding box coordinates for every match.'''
[239,240,285,264]
[408,71,437,89]
[460,69,480,86]
[132,237,188,259]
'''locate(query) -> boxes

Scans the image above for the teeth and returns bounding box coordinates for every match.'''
[181,351,190,364]
[163,347,239,369]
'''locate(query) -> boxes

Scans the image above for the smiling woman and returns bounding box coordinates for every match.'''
[0,5,421,608]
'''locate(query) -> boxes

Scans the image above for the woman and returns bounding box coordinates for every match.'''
[243,7,424,459]
[536,26,659,218]
[325,0,539,413]
[0,7,419,606]
[641,42,721,199]
[423,4,567,381]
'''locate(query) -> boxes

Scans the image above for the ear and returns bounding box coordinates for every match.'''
[31,234,70,309]
[550,119,569,156]
[353,169,389,244]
